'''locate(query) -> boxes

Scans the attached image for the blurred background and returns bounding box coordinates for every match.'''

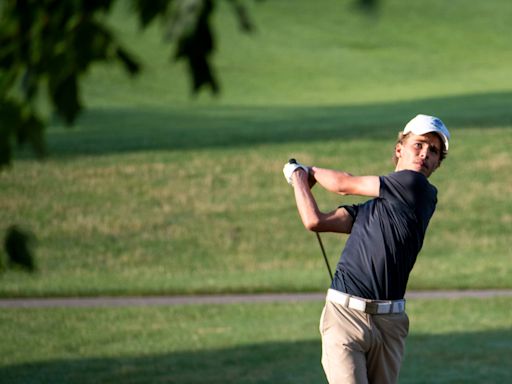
[1,0,511,383]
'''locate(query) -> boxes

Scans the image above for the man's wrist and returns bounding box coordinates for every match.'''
[307,166,316,186]
[291,168,307,182]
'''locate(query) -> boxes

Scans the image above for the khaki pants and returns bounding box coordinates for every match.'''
[319,300,409,384]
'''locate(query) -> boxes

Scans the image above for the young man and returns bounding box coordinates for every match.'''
[283,114,450,384]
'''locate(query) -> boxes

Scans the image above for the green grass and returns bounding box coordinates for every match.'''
[0,297,511,383]
[85,0,512,108]
[1,0,512,296]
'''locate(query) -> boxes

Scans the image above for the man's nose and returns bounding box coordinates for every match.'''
[419,147,429,159]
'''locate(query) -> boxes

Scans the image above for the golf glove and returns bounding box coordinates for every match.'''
[283,161,309,185]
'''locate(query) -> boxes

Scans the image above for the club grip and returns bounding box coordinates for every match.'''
[288,158,297,164]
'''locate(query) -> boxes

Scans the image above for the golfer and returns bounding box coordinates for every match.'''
[283,114,450,384]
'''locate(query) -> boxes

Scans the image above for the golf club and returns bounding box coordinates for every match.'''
[288,158,334,281]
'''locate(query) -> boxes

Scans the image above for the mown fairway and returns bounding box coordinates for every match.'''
[1,0,512,297]
[0,297,511,383]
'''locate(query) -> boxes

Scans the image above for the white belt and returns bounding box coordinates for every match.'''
[326,289,405,315]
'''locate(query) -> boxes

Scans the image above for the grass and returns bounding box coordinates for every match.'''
[1,0,512,296]
[1,110,510,296]
[0,297,511,383]
[86,0,512,108]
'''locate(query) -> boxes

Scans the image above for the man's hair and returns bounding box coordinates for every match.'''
[392,132,447,165]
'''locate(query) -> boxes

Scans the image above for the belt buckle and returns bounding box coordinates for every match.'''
[364,301,379,315]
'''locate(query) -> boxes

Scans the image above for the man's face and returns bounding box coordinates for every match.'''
[395,132,442,177]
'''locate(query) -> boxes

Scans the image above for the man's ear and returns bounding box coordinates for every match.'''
[395,142,403,160]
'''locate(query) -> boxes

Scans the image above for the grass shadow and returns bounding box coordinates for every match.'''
[1,329,511,383]
[39,90,512,158]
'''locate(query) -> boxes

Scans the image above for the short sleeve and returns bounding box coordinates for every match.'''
[338,204,359,220]
[380,170,437,210]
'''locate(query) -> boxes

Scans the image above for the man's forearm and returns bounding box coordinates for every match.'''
[291,170,322,231]
[292,169,354,233]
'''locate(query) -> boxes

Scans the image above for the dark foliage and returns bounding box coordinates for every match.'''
[4,225,37,272]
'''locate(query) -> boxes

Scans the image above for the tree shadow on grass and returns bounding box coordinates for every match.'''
[1,330,511,384]
[41,91,512,158]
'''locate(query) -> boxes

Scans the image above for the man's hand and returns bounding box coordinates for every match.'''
[283,160,309,185]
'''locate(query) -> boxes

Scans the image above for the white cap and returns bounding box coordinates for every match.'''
[403,114,450,151]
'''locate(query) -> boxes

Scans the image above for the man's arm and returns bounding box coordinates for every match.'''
[291,170,354,233]
[310,166,380,197]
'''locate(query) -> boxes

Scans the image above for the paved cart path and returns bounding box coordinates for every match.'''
[1,289,512,308]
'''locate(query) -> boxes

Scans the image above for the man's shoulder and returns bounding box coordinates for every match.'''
[385,170,435,189]
[381,170,437,203]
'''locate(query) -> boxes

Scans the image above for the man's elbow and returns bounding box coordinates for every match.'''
[303,217,322,232]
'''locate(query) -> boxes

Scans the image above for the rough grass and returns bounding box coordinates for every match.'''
[1,121,510,296]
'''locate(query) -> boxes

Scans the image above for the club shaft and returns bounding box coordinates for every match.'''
[315,232,333,281]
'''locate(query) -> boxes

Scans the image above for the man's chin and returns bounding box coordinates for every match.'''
[419,166,433,177]
[406,165,430,177]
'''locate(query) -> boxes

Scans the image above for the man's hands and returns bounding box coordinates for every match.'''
[283,159,317,188]
[283,159,309,185]
[284,159,353,233]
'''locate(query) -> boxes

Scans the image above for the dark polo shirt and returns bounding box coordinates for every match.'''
[331,170,437,300]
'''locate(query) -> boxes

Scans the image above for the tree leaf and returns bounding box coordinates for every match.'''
[116,47,141,75]
[48,74,82,125]
[132,0,172,27]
